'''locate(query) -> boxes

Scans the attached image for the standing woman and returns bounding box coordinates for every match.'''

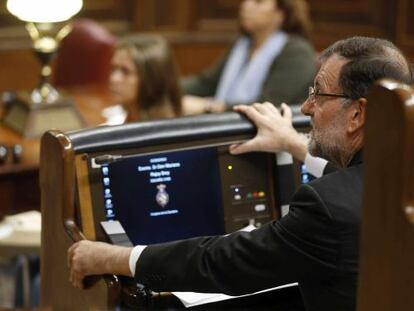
[182,0,316,114]
[109,34,182,121]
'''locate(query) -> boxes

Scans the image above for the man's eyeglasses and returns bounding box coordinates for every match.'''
[308,86,349,102]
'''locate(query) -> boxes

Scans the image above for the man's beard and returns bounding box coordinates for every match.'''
[308,116,348,167]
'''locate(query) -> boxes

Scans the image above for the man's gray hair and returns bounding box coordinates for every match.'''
[321,36,413,100]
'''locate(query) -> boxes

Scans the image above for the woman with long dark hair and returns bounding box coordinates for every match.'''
[109,34,182,121]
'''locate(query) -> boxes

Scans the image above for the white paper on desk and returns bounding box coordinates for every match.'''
[0,223,14,240]
[173,282,298,308]
[4,210,41,232]
[0,210,41,240]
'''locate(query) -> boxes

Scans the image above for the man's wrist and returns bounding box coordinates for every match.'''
[104,245,134,276]
[286,132,308,162]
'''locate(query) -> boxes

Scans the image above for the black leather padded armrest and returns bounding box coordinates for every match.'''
[67,110,309,154]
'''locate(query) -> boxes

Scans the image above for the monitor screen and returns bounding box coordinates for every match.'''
[100,147,225,245]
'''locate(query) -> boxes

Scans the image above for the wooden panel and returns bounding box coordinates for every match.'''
[77,0,132,32]
[132,0,238,32]
[194,0,239,32]
[0,49,40,94]
[308,0,397,50]
[133,0,193,31]
[395,0,414,54]
[40,132,111,309]
[153,0,179,27]
[197,0,239,18]
[75,154,96,241]
[357,80,414,311]
[172,40,230,75]
[0,171,40,220]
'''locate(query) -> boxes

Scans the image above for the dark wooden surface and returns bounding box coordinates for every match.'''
[0,84,114,220]
[357,80,414,310]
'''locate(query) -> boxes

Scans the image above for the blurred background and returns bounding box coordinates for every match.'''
[0,0,413,308]
[0,0,412,95]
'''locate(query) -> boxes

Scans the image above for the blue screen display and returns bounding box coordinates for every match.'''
[101,147,225,245]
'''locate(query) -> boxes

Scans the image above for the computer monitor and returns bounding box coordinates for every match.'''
[101,147,225,244]
[71,110,310,246]
[80,143,278,245]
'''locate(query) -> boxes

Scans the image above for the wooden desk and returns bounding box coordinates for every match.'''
[0,85,114,219]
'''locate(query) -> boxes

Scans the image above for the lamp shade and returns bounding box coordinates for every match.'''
[7,0,83,23]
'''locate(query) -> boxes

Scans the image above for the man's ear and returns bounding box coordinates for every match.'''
[347,98,368,134]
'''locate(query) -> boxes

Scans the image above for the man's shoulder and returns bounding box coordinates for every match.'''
[309,163,363,191]
[304,164,363,223]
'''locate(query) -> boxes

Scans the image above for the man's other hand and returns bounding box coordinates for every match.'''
[68,240,132,289]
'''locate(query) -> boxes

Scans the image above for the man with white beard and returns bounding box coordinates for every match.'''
[68,37,413,311]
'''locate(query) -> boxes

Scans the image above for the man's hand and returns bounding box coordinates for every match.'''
[68,240,132,289]
[230,102,308,161]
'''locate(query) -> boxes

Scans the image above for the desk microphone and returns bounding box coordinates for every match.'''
[0,145,7,164]
[94,154,124,165]
[12,144,22,163]
[94,153,149,165]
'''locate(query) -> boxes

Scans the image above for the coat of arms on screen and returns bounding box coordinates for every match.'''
[156,184,169,208]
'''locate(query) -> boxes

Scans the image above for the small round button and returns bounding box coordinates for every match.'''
[12,144,23,163]
[254,204,266,212]
[0,145,8,164]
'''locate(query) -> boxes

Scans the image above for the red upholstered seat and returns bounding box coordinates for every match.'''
[53,19,116,87]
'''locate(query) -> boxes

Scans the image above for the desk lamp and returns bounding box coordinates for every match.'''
[4,0,85,137]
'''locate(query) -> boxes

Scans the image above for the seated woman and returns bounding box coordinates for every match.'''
[182,0,316,114]
[107,34,182,123]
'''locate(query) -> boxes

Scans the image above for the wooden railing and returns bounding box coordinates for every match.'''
[357,79,414,310]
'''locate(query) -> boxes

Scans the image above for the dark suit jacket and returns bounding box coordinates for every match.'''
[135,151,363,311]
[323,161,339,176]
[182,35,317,107]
